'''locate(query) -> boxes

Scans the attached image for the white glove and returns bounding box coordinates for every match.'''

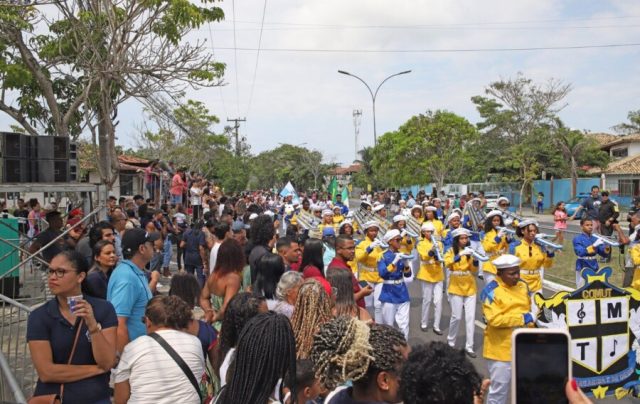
[497,229,506,238]
[459,247,473,256]
[592,238,605,248]
[400,229,407,238]
[392,254,402,266]
[399,253,414,260]
[369,239,382,249]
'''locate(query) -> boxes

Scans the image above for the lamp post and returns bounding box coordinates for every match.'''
[338,69,411,145]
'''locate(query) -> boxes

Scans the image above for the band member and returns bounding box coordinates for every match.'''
[573,217,611,288]
[424,206,445,237]
[410,205,424,225]
[318,209,336,234]
[444,227,478,358]
[481,210,510,286]
[354,221,384,323]
[509,219,554,296]
[378,229,413,339]
[391,215,415,256]
[630,225,640,291]
[481,254,534,404]
[462,198,486,279]
[373,204,388,221]
[332,206,345,225]
[442,212,463,252]
[416,222,444,335]
[432,198,446,221]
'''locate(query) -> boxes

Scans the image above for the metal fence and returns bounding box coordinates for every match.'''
[0,294,34,403]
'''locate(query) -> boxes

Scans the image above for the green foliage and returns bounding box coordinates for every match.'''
[368,110,478,190]
[613,109,640,135]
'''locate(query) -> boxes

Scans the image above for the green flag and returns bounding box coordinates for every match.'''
[341,187,349,207]
[328,176,338,202]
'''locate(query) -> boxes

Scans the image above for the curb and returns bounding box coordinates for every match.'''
[543,279,573,293]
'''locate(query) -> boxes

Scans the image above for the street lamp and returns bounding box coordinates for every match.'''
[338,69,411,145]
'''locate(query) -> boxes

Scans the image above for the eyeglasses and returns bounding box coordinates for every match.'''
[47,268,76,278]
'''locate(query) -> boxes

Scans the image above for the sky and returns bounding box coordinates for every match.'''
[2,0,640,165]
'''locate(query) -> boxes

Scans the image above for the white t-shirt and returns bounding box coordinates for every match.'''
[114,329,205,404]
[209,241,221,272]
[219,347,235,387]
[190,187,202,206]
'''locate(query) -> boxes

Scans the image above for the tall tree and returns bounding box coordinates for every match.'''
[613,109,640,135]
[0,0,224,192]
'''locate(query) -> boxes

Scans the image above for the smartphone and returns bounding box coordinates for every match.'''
[511,328,571,404]
[358,280,369,289]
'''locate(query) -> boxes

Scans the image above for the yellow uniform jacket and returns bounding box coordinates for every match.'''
[333,214,345,225]
[424,219,445,238]
[416,238,444,283]
[509,240,553,292]
[481,277,531,361]
[482,229,510,275]
[355,237,383,283]
[631,243,640,290]
[443,248,478,296]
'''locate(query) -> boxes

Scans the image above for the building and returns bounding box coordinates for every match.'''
[327,163,361,188]
[82,155,149,197]
[588,133,640,205]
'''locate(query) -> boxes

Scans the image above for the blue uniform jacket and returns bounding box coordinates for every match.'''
[335,202,349,215]
[572,232,609,272]
[462,215,481,242]
[377,249,411,304]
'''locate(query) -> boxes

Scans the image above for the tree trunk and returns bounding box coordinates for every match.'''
[570,156,577,198]
[96,84,119,205]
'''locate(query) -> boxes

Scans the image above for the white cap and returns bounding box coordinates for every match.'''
[450,227,471,238]
[497,197,510,204]
[373,204,386,213]
[452,208,463,215]
[361,201,372,208]
[373,201,382,207]
[517,218,538,228]
[410,205,423,212]
[249,213,259,220]
[339,220,353,230]
[393,214,407,223]
[263,210,275,217]
[486,210,503,219]
[448,212,461,221]
[470,198,481,203]
[312,204,322,212]
[492,254,522,270]
[322,209,334,217]
[421,222,436,232]
[383,229,402,243]
[432,198,441,203]
[399,199,406,204]
[333,205,342,211]
[363,220,380,230]
[425,206,437,212]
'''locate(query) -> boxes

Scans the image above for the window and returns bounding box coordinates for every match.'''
[119,173,135,196]
[618,179,640,197]
[612,148,628,158]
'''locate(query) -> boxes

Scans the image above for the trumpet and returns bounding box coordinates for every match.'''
[432,236,444,262]
[401,228,419,239]
[593,233,620,247]
[534,234,563,251]
[462,247,490,262]
[496,226,517,237]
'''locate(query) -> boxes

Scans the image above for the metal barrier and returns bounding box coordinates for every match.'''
[0,294,35,402]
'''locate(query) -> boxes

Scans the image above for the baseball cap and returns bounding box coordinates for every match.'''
[122,228,152,256]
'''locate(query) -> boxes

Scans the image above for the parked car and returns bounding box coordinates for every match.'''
[484,192,501,211]
[564,193,618,219]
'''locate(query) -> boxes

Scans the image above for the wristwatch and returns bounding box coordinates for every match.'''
[89,323,102,335]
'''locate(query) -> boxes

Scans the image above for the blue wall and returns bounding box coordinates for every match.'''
[532,178,600,210]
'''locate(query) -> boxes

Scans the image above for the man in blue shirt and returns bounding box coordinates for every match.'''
[334,193,349,215]
[107,228,154,354]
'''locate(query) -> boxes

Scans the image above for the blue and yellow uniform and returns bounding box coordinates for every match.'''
[509,240,553,292]
[482,229,509,277]
[377,249,412,304]
[355,237,383,283]
[572,232,610,273]
[443,249,478,296]
[416,238,444,283]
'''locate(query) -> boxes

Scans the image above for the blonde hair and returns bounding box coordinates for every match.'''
[291,279,333,359]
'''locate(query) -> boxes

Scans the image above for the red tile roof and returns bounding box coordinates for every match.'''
[330,164,362,175]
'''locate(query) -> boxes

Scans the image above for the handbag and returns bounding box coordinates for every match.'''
[28,319,84,404]
[149,332,203,403]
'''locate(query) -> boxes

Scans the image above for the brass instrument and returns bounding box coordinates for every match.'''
[462,202,486,232]
[296,210,319,231]
[534,234,563,251]
[353,208,384,242]
[405,215,422,238]
[432,235,444,262]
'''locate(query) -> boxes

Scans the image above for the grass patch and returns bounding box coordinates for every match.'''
[544,236,627,288]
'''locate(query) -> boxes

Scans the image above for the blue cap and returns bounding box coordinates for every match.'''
[322,227,335,237]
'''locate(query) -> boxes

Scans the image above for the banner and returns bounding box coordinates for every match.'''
[279,181,300,204]
[328,177,338,202]
[535,267,640,399]
[341,187,349,208]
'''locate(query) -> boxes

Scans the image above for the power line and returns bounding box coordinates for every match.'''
[206,21,229,119]
[215,42,640,54]
[244,0,267,118]
[231,0,240,115]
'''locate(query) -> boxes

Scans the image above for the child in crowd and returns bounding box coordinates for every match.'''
[553,201,568,245]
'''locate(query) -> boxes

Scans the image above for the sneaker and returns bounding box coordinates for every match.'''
[420,325,428,332]
[433,327,443,335]
[448,342,455,348]
[465,349,477,358]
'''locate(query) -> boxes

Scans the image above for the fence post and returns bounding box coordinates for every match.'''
[550,176,554,209]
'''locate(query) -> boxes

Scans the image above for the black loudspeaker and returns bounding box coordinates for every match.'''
[31,136,69,160]
[0,158,30,182]
[70,142,77,159]
[69,160,78,182]
[32,160,69,182]
[0,132,29,158]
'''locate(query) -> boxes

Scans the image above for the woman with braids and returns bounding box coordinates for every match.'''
[400,341,489,404]
[291,279,333,359]
[199,238,245,327]
[326,268,371,322]
[300,238,333,296]
[113,295,205,404]
[310,317,409,404]
[215,292,268,387]
[214,312,296,404]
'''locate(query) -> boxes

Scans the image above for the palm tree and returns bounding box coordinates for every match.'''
[613,109,640,135]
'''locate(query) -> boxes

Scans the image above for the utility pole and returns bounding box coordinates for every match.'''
[227,117,246,156]
[352,109,362,161]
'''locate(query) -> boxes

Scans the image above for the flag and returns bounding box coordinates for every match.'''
[328,177,338,202]
[341,187,349,207]
[280,181,300,204]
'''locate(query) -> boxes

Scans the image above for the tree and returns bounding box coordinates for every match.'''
[370,110,479,191]
[0,0,225,194]
[472,74,572,210]
[613,109,640,135]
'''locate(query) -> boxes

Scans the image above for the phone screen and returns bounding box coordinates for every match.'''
[358,281,369,288]
[515,332,569,404]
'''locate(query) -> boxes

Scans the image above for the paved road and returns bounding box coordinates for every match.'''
[400,278,633,403]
